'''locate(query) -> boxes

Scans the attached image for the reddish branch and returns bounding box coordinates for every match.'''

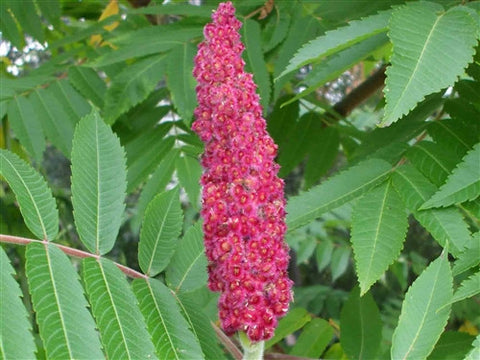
[0,234,147,279]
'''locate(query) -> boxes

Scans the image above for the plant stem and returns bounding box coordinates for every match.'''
[239,332,264,360]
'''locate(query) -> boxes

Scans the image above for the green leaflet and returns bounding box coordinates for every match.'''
[5,0,44,43]
[449,271,480,305]
[289,318,333,358]
[68,66,107,108]
[392,164,471,256]
[176,153,202,210]
[93,26,202,67]
[0,247,36,359]
[165,222,208,293]
[452,232,480,276]
[265,308,311,349]
[26,243,103,359]
[421,142,480,209]
[340,287,382,360]
[242,18,270,113]
[7,96,45,163]
[104,54,167,125]
[0,4,23,49]
[351,181,408,294]
[166,43,197,124]
[383,2,478,125]
[427,118,478,159]
[464,334,480,360]
[428,331,475,360]
[138,188,183,276]
[391,253,453,360]
[128,3,216,17]
[71,110,127,255]
[0,149,58,241]
[132,279,204,360]
[286,158,392,232]
[280,9,391,77]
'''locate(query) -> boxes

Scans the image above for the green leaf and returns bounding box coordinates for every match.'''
[128,3,215,17]
[427,118,478,159]
[351,181,408,294]
[166,222,207,293]
[242,19,270,113]
[286,33,389,105]
[392,164,471,256]
[450,271,480,305]
[68,66,107,108]
[331,245,351,282]
[267,95,299,150]
[391,253,453,360]
[286,158,392,232]
[262,11,290,53]
[71,110,127,255]
[48,80,92,122]
[340,287,382,360]
[7,0,44,42]
[428,331,476,360]
[304,127,340,189]
[176,153,202,210]
[93,26,202,67]
[0,247,36,359]
[280,10,391,77]
[289,318,333,358]
[383,3,478,125]
[265,308,311,349]
[166,43,197,123]
[453,232,480,276]
[36,0,61,28]
[422,142,480,209]
[175,292,227,360]
[29,88,76,157]
[7,96,45,163]
[406,141,458,187]
[0,149,58,241]
[131,149,179,233]
[465,334,480,360]
[125,126,174,193]
[0,5,23,49]
[132,278,204,360]
[316,239,333,273]
[26,243,103,359]
[104,55,167,124]
[138,187,183,276]
[82,257,157,360]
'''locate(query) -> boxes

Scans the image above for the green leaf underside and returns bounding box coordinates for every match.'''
[131,149,179,233]
[450,271,480,305]
[93,26,202,67]
[0,149,58,241]
[26,243,103,359]
[340,287,382,360]
[280,9,391,77]
[166,222,207,293]
[167,43,197,123]
[242,18,270,113]
[422,142,480,209]
[175,292,227,360]
[286,158,392,232]
[289,318,333,358]
[453,232,480,276]
[132,279,204,360]
[351,181,408,294]
[0,247,36,359]
[383,2,478,125]
[265,308,311,349]
[392,164,471,256]
[104,54,167,124]
[71,110,127,255]
[139,188,183,276]
[176,154,202,210]
[82,257,157,360]
[7,96,45,163]
[391,254,453,360]
[68,66,107,108]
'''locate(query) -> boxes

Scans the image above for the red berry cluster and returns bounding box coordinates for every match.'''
[192,2,292,342]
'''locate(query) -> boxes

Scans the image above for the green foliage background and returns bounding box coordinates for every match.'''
[1,0,479,359]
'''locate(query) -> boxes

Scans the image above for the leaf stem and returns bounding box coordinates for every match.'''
[239,332,264,360]
[0,234,148,279]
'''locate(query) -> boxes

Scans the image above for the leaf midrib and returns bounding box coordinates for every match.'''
[175,250,203,293]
